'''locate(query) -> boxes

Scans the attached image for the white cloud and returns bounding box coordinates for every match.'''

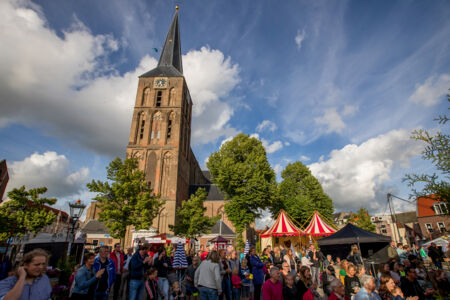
[273,164,283,176]
[308,129,423,212]
[314,107,346,134]
[300,155,311,161]
[0,1,240,155]
[295,28,306,49]
[184,46,241,145]
[7,151,89,198]
[250,133,283,154]
[408,74,450,106]
[256,120,278,132]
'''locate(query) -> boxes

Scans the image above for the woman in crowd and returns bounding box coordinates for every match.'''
[283,248,297,273]
[390,262,401,284]
[377,263,390,288]
[249,247,264,300]
[339,259,349,283]
[0,249,52,300]
[229,250,240,273]
[272,247,283,269]
[378,274,396,300]
[344,264,360,299]
[301,250,313,268]
[218,249,231,300]
[296,265,312,298]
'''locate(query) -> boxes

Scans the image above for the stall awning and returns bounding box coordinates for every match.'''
[303,211,336,236]
[260,210,303,238]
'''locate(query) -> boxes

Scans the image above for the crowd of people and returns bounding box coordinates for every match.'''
[0,240,448,300]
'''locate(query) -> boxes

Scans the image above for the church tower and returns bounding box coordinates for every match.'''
[126,7,192,234]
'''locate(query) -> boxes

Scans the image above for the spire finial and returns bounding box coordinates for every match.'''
[175,5,179,11]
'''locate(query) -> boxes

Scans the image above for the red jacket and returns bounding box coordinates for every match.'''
[328,293,350,300]
[110,251,124,273]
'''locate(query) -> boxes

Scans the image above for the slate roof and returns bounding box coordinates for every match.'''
[140,9,183,78]
[189,184,225,201]
[210,219,234,235]
[81,219,110,234]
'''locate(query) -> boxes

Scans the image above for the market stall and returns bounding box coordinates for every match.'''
[260,210,303,250]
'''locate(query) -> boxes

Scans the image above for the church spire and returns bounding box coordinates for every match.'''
[140,6,183,77]
[158,6,183,74]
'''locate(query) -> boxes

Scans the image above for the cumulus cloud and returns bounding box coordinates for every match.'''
[300,155,311,161]
[308,129,423,212]
[250,133,283,154]
[0,1,240,156]
[408,74,450,106]
[256,120,278,132]
[7,151,89,198]
[295,28,306,49]
[184,47,241,145]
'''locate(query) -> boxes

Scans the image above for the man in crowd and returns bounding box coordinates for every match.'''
[328,279,346,300]
[93,245,116,300]
[427,243,443,269]
[262,267,283,300]
[387,241,399,262]
[0,249,52,300]
[308,245,321,284]
[354,275,380,300]
[400,267,434,300]
[110,243,124,300]
[154,247,172,300]
[129,244,152,300]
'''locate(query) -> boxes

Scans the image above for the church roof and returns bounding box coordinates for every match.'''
[189,184,225,201]
[81,219,110,234]
[141,8,183,78]
[210,219,235,235]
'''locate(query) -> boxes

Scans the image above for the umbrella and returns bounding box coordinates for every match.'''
[244,240,250,256]
[173,242,188,269]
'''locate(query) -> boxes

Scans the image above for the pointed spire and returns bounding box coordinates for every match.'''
[141,6,183,77]
[157,6,183,73]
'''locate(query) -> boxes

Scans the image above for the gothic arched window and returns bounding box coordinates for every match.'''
[142,88,150,106]
[155,91,162,107]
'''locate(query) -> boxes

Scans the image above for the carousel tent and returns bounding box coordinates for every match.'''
[260,210,303,249]
[303,211,336,237]
[318,223,391,259]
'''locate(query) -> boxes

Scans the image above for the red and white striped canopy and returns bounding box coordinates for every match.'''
[303,211,336,236]
[260,210,303,238]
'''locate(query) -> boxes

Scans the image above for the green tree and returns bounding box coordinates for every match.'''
[169,188,220,239]
[207,134,277,247]
[347,207,376,232]
[274,162,334,225]
[0,186,57,241]
[403,93,449,207]
[87,157,164,243]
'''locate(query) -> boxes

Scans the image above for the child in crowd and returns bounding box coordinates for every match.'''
[240,259,251,300]
[144,268,164,300]
[392,286,405,300]
[170,281,184,300]
[231,267,241,300]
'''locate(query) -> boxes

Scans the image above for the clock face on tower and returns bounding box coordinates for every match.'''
[154,77,168,88]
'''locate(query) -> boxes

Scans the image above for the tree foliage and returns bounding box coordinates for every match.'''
[0,186,57,241]
[87,157,164,241]
[347,207,376,232]
[273,162,334,225]
[403,93,449,206]
[169,188,220,239]
[207,134,277,245]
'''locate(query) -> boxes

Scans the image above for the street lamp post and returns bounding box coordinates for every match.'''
[67,200,86,258]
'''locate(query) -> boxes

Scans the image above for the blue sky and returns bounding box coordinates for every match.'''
[0,0,449,221]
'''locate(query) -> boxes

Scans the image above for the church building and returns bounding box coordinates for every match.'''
[124,7,234,246]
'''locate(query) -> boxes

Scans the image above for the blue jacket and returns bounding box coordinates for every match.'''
[93,257,116,292]
[72,265,98,295]
[249,255,264,284]
[129,252,149,280]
